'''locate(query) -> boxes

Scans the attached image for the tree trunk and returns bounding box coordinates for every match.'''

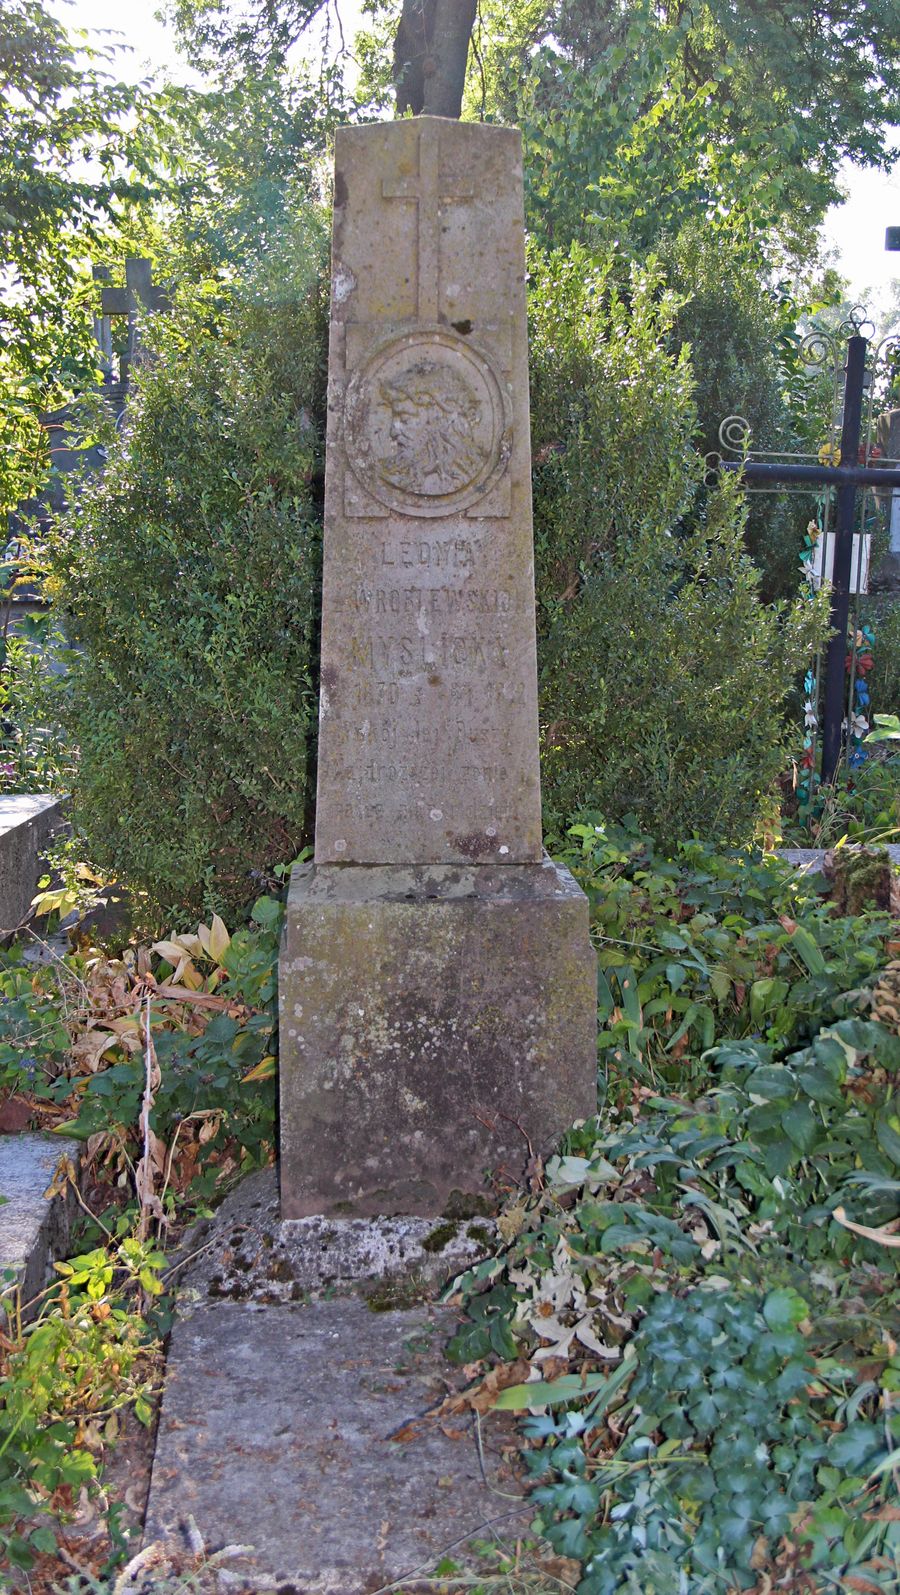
[393,0,477,119]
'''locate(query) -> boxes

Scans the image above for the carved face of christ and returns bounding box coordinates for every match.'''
[379,361,486,494]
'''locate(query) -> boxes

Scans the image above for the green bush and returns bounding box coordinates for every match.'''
[43,222,832,893]
[0,616,74,795]
[661,225,815,602]
[529,245,828,847]
[43,213,328,919]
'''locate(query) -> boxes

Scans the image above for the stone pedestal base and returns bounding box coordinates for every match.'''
[279,858,597,1218]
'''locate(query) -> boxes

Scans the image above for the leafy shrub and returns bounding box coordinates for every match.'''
[529,246,829,847]
[661,224,814,602]
[446,827,899,1593]
[0,885,284,1565]
[561,819,894,1093]
[781,751,900,846]
[1,1235,164,1572]
[521,1281,898,1590]
[0,525,74,793]
[0,893,282,1210]
[42,212,328,920]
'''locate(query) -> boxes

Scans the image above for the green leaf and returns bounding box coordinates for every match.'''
[875,1116,900,1168]
[597,964,615,1017]
[616,966,642,1027]
[793,1064,842,1105]
[29,1524,58,1555]
[665,1002,699,1051]
[745,1064,793,1100]
[710,965,732,1002]
[251,896,282,928]
[489,1315,519,1360]
[750,977,789,1023]
[495,1350,635,1411]
[762,1287,808,1332]
[545,1153,618,1190]
[782,1099,819,1154]
[789,925,827,975]
[827,1422,885,1473]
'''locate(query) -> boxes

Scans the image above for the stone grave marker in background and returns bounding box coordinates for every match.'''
[875,407,900,589]
[280,117,596,1219]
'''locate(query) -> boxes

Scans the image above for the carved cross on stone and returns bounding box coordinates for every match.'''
[382,120,475,321]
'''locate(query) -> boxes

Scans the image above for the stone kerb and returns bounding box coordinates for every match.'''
[0,794,63,934]
[0,1135,79,1322]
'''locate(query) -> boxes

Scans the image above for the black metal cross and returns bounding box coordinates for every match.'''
[720,329,900,782]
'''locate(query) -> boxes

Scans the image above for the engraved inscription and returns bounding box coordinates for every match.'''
[340,716,507,753]
[346,678,526,712]
[379,537,485,568]
[342,585,513,617]
[344,330,511,518]
[343,633,510,673]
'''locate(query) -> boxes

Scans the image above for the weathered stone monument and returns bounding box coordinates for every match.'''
[875,408,900,590]
[279,117,596,1218]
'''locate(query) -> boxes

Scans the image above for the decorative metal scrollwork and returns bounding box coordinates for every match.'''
[840,305,876,340]
[799,328,838,368]
[717,414,751,456]
[871,329,900,374]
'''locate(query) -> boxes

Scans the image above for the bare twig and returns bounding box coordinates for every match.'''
[362,1506,533,1595]
[22,924,91,1000]
[474,1407,528,1503]
[161,1235,221,1285]
[159,1109,219,1209]
[154,982,234,1011]
[136,992,164,1241]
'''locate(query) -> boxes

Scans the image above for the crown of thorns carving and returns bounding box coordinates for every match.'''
[379,360,480,420]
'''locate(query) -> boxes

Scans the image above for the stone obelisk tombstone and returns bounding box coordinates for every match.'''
[279,118,596,1219]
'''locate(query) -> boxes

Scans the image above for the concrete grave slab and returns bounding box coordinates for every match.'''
[144,1298,526,1593]
[0,794,64,934]
[0,1133,78,1319]
[777,845,900,874]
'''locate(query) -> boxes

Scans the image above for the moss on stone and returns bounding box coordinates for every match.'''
[443,1189,495,1220]
[466,1223,493,1249]
[364,1275,427,1312]
[421,1219,460,1253]
[832,845,892,915]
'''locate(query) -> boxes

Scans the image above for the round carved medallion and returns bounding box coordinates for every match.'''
[344,329,511,518]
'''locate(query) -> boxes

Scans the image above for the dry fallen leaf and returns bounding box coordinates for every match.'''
[833,1206,900,1247]
[439,1358,533,1416]
[386,1416,432,1444]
